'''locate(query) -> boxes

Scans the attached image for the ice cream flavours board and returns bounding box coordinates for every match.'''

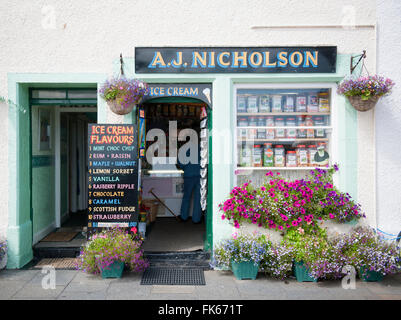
[87,124,139,230]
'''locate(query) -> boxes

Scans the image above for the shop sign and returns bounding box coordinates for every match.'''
[135,47,337,73]
[87,124,139,232]
[141,83,212,106]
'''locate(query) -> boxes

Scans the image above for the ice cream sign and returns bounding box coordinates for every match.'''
[141,83,212,106]
[135,47,336,73]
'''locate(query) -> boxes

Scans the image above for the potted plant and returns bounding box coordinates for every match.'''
[75,227,149,278]
[0,239,7,270]
[99,77,149,115]
[335,227,399,282]
[283,226,332,282]
[337,75,395,112]
[212,232,269,280]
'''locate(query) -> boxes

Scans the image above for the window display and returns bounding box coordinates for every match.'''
[235,86,333,179]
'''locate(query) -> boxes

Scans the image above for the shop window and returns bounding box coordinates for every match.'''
[234,84,335,185]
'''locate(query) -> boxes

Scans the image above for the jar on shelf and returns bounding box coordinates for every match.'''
[237,95,247,113]
[307,93,319,113]
[170,104,177,117]
[263,143,274,167]
[286,150,297,167]
[274,145,285,167]
[284,95,295,112]
[308,145,317,166]
[271,95,282,112]
[247,95,259,113]
[266,116,275,139]
[296,145,308,167]
[305,116,315,138]
[296,95,307,112]
[247,116,258,139]
[253,144,263,167]
[259,95,270,113]
[297,115,307,139]
[257,117,266,139]
[275,117,285,138]
[313,116,326,138]
[318,92,330,112]
[285,117,297,139]
[315,142,329,166]
[237,117,248,139]
[239,144,252,167]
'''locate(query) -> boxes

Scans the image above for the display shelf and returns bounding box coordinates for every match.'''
[235,166,324,171]
[237,138,329,142]
[237,112,330,116]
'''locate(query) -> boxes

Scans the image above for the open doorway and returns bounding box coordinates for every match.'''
[140,101,207,252]
[32,104,96,254]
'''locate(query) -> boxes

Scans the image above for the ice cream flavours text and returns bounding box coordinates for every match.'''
[148,50,319,69]
[90,125,135,146]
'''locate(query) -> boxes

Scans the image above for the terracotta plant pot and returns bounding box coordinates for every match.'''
[107,100,136,115]
[347,96,379,112]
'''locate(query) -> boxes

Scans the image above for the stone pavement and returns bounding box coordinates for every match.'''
[0,269,401,300]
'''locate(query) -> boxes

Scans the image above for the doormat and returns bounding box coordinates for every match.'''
[33,258,78,270]
[41,232,78,242]
[141,268,205,286]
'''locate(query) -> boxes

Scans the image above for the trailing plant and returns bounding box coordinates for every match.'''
[220,165,364,233]
[261,243,294,280]
[332,226,399,277]
[337,75,394,100]
[212,232,270,269]
[0,239,6,269]
[99,77,149,108]
[75,227,149,275]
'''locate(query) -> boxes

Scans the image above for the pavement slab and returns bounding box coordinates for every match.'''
[0,269,400,300]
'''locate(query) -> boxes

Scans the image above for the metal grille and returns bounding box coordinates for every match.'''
[141,268,206,286]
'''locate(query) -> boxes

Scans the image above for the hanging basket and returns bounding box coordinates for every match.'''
[347,95,379,112]
[107,100,136,116]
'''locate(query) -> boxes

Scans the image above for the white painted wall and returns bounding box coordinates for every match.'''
[375,0,401,236]
[0,0,379,239]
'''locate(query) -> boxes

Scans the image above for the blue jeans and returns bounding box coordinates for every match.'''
[180,177,201,223]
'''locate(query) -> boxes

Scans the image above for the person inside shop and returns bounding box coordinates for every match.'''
[177,128,202,224]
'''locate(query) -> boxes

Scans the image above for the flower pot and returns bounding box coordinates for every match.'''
[100,261,125,279]
[359,267,384,282]
[107,100,136,115]
[347,96,379,112]
[293,261,317,282]
[231,260,259,280]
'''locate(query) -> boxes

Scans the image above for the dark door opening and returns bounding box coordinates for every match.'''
[139,100,208,252]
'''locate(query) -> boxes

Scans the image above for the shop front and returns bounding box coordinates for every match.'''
[6,46,359,268]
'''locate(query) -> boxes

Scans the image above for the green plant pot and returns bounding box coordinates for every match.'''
[231,260,259,280]
[100,261,125,279]
[293,261,317,282]
[359,267,384,282]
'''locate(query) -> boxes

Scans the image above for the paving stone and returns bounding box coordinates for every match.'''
[27,270,77,286]
[151,285,196,294]
[63,281,110,293]
[0,270,39,282]
[13,284,65,299]
[106,281,151,299]
[0,281,26,299]
[58,290,107,300]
